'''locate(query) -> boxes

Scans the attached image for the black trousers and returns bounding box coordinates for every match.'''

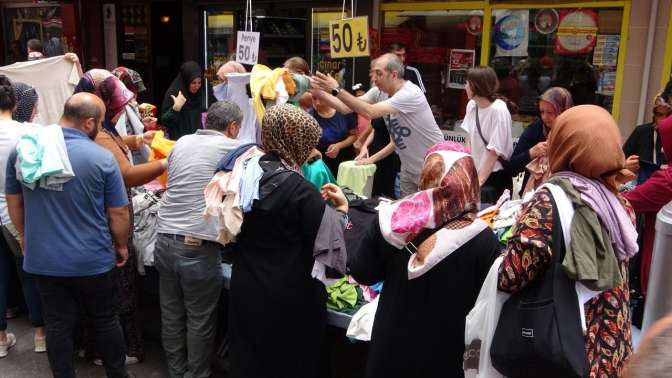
[481,169,513,205]
[35,269,127,378]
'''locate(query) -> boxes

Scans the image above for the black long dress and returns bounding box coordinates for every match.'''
[229,154,328,378]
[370,117,400,199]
[348,215,500,378]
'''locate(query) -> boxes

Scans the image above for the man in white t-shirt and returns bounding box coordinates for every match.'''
[311,53,443,197]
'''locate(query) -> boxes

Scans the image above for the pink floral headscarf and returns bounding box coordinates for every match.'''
[378,142,486,278]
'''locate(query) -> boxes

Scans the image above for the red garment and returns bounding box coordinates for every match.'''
[623,114,672,296]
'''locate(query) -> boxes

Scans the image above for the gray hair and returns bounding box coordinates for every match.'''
[381,53,405,78]
[205,101,243,131]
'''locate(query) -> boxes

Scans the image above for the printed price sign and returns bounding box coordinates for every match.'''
[236,31,260,65]
[329,16,369,58]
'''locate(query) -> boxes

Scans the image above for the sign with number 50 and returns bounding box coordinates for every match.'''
[329,16,370,58]
[236,31,260,65]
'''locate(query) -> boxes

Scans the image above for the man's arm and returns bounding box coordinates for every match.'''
[7,194,25,252]
[311,73,396,119]
[107,206,129,267]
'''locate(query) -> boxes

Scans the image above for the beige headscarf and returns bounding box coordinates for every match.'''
[548,105,634,192]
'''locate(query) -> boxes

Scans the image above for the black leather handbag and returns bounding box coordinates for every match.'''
[490,194,588,378]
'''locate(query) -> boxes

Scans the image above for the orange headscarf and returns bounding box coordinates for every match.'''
[548,104,634,192]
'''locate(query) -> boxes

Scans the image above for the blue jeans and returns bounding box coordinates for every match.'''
[155,233,223,378]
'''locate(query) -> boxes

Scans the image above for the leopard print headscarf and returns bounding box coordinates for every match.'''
[262,103,321,169]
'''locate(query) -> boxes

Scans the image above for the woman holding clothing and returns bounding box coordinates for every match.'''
[160,61,209,140]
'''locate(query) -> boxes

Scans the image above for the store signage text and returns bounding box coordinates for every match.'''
[329,16,369,58]
[236,31,260,65]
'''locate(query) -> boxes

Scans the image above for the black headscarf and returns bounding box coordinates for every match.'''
[161,61,206,113]
[12,82,38,123]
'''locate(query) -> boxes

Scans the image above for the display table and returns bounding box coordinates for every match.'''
[221,263,353,329]
[336,160,377,197]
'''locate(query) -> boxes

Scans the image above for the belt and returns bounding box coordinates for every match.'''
[160,233,219,247]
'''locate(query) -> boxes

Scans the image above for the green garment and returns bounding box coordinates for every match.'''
[547,177,623,291]
[288,74,311,106]
[333,287,367,315]
[160,107,202,141]
[336,160,377,197]
[326,277,358,310]
[302,159,336,191]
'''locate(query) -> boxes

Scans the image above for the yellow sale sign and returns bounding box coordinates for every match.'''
[329,16,370,58]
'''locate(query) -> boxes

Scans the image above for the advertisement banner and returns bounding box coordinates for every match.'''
[447,49,476,89]
[494,10,529,57]
[554,9,598,55]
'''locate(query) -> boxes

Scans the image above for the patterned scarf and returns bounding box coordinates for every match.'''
[261,104,321,171]
[378,142,487,278]
[112,66,146,96]
[12,82,38,123]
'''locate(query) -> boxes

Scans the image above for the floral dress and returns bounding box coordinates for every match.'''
[498,188,633,378]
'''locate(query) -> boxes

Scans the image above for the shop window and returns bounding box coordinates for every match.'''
[204,11,235,85]
[382,9,483,130]
[2,3,79,65]
[488,7,623,127]
[311,10,354,89]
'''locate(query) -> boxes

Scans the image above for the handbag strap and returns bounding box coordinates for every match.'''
[474,105,508,167]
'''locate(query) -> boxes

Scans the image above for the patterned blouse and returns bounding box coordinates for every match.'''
[498,187,633,378]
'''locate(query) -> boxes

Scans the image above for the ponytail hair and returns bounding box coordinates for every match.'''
[0,75,16,112]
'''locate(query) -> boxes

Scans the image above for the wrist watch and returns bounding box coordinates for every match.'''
[331,87,341,97]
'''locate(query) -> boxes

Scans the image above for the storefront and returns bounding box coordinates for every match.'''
[379,0,630,137]
[1,1,81,65]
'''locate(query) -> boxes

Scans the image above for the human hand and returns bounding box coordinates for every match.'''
[115,245,129,267]
[311,72,340,92]
[356,157,373,165]
[529,141,548,159]
[142,116,158,130]
[64,53,79,63]
[321,183,348,213]
[307,149,322,163]
[143,130,158,145]
[625,155,640,174]
[661,164,669,170]
[355,148,369,161]
[326,144,340,159]
[171,91,187,112]
[18,234,24,256]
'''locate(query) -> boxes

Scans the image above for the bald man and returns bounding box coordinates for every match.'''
[6,92,130,377]
[311,53,443,196]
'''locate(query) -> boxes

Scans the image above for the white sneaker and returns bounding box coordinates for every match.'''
[34,335,47,353]
[94,355,140,366]
[0,333,17,358]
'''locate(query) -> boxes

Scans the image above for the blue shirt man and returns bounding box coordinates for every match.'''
[6,127,128,276]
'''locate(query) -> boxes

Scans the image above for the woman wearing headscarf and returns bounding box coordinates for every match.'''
[12,82,39,123]
[160,61,209,140]
[348,141,500,377]
[509,87,574,195]
[623,80,672,172]
[623,114,672,299]
[77,71,167,364]
[112,67,147,98]
[498,105,637,377]
[229,104,348,378]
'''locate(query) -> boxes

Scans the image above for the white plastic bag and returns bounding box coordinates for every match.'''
[464,256,509,378]
[346,296,379,341]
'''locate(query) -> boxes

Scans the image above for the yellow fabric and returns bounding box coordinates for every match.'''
[336,160,377,197]
[148,130,175,187]
[250,65,297,124]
